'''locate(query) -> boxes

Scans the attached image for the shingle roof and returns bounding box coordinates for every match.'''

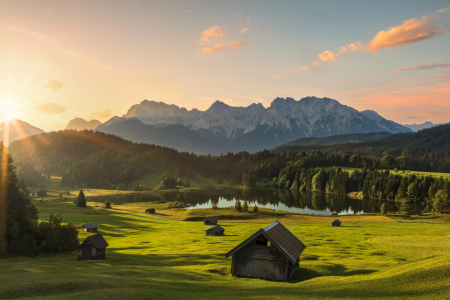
[207,225,224,233]
[332,219,341,225]
[83,222,99,229]
[225,220,306,263]
[85,234,109,249]
[263,221,306,261]
[205,217,218,224]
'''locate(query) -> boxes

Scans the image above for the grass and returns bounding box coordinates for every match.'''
[323,166,450,179]
[0,202,449,299]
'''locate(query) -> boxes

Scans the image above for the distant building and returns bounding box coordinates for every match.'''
[225,220,306,281]
[78,234,109,261]
[83,222,99,232]
[204,217,218,225]
[332,219,341,227]
[146,208,156,214]
[206,225,225,236]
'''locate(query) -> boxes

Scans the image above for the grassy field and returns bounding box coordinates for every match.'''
[323,166,450,179]
[0,202,449,299]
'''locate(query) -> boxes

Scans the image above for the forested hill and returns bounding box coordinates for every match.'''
[8,130,224,187]
[272,123,450,163]
[274,132,393,148]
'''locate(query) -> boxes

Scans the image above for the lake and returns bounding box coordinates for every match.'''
[89,189,403,215]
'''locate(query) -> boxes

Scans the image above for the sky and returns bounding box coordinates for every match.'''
[0,0,449,131]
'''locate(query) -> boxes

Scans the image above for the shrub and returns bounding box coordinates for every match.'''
[211,202,218,209]
[253,205,258,212]
[105,201,111,209]
[380,203,386,215]
[36,189,47,197]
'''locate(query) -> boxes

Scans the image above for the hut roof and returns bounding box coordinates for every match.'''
[332,219,341,225]
[207,225,224,233]
[225,220,306,263]
[82,234,109,249]
[205,217,218,224]
[83,222,99,229]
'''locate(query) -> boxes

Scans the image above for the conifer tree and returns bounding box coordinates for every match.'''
[77,190,86,207]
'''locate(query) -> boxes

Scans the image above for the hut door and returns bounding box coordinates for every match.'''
[83,244,92,258]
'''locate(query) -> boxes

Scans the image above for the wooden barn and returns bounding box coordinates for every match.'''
[146,208,156,214]
[83,222,99,232]
[204,217,218,225]
[77,234,109,261]
[332,219,341,227]
[206,225,225,236]
[225,220,306,281]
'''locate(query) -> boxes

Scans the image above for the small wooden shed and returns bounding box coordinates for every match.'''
[146,208,156,214]
[204,217,218,225]
[77,234,109,261]
[206,225,225,236]
[83,222,99,232]
[332,219,341,227]
[225,220,306,281]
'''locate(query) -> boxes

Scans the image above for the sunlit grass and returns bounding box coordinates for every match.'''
[0,202,449,299]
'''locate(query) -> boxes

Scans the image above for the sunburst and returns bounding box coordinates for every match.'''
[0,98,22,123]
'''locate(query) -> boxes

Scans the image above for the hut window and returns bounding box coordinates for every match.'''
[256,240,268,246]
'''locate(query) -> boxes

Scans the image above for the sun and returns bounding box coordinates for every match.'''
[0,98,21,122]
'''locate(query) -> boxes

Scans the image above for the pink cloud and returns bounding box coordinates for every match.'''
[200,26,225,43]
[366,16,442,52]
[203,41,247,53]
[318,51,338,62]
[239,28,249,34]
[391,61,450,72]
[338,42,365,53]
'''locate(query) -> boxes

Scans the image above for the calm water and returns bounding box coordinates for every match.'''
[89,189,403,215]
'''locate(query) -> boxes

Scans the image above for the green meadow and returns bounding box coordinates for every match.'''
[0,202,449,299]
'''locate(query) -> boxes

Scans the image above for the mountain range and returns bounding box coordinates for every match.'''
[66,117,102,131]
[96,96,410,154]
[404,121,450,132]
[0,116,44,143]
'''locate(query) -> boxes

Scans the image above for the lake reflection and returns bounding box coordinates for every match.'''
[89,189,401,215]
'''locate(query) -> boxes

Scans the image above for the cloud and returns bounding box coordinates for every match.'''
[200,25,225,43]
[186,9,193,13]
[318,50,338,62]
[54,48,115,72]
[407,116,420,119]
[203,41,247,53]
[7,26,56,42]
[39,79,63,92]
[200,26,247,53]
[391,60,450,72]
[272,75,280,79]
[429,70,450,80]
[338,42,365,53]
[437,7,449,13]
[89,109,113,120]
[240,28,249,34]
[366,16,443,52]
[35,103,66,115]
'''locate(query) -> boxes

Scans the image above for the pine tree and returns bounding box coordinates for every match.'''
[243,200,249,212]
[77,190,86,207]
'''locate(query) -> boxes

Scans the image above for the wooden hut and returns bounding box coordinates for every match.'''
[83,222,99,232]
[146,208,156,214]
[225,220,306,281]
[77,234,109,261]
[206,225,225,236]
[332,219,341,227]
[204,217,218,225]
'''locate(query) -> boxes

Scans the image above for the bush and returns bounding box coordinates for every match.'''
[105,201,111,209]
[380,203,386,215]
[253,205,258,212]
[36,189,47,197]
[211,202,218,209]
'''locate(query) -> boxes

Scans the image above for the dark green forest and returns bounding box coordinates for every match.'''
[273,124,450,172]
[7,125,450,212]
